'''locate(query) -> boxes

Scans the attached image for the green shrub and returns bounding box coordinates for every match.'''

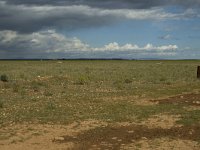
[124,78,132,84]
[159,77,166,82]
[46,101,56,110]
[1,74,8,82]
[44,90,53,97]
[76,76,89,85]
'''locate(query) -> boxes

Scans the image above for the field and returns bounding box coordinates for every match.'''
[0,60,200,149]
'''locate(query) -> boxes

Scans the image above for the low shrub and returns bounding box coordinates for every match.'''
[0,74,8,82]
[0,100,3,108]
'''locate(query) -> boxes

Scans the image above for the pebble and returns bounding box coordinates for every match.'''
[112,137,118,140]
[127,130,134,133]
[117,139,122,142]
[141,137,148,140]
[53,136,65,141]
[193,101,200,104]
[196,101,200,104]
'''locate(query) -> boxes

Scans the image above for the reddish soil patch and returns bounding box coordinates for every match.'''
[56,125,200,150]
[151,94,200,106]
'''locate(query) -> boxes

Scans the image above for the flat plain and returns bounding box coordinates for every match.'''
[0,60,200,149]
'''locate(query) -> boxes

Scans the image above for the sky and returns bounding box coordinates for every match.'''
[0,0,200,59]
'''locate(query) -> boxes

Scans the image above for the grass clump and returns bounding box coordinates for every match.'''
[0,100,3,108]
[0,74,8,82]
[76,76,89,85]
[46,101,56,110]
[12,82,20,93]
[124,78,132,84]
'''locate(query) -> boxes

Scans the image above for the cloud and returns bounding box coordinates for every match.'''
[0,1,199,33]
[171,0,200,8]
[3,0,200,9]
[0,29,178,59]
[94,42,178,51]
[100,42,139,51]
[159,34,172,40]
[0,0,164,9]
[0,30,89,54]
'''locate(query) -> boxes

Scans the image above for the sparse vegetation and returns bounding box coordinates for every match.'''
[0,60,200,149]
[0,60,200,125]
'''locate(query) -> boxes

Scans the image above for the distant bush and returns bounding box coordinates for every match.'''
[0,100,3,108]
[124,78,132,84]
[0,74,8,82]
[159,77,166,82]
[12,83,20,92]
[113,80,124,90]
[76,76,89,85]
[46,101,56,110]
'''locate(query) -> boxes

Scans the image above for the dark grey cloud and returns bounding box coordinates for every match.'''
[0,0,164,9]
[3,0,200,9]
[0,0,199,33]
[172,0,200,8]
[0,1,117,33]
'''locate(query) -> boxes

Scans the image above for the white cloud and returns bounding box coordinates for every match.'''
[0,30,17,43]
[94,42,178,51]
[155,45,178,51]
[0,30,90,55]
[0,30,178,58]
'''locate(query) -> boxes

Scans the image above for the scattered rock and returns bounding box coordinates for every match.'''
[192,101,200,104]
[53,136,65,142]
[196,101,200,104]
[127,130,134,133]
[111,137,118,140]
[189,129,194,135]
[141,137,148,140]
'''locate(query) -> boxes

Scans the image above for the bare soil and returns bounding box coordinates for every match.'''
[1,93,200,149]
[151,93,200,106]
[140,114,182,129]
[59,124,200,149]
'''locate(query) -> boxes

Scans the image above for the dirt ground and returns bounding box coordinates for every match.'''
[1,94,200,150]
[151,93,200,107]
